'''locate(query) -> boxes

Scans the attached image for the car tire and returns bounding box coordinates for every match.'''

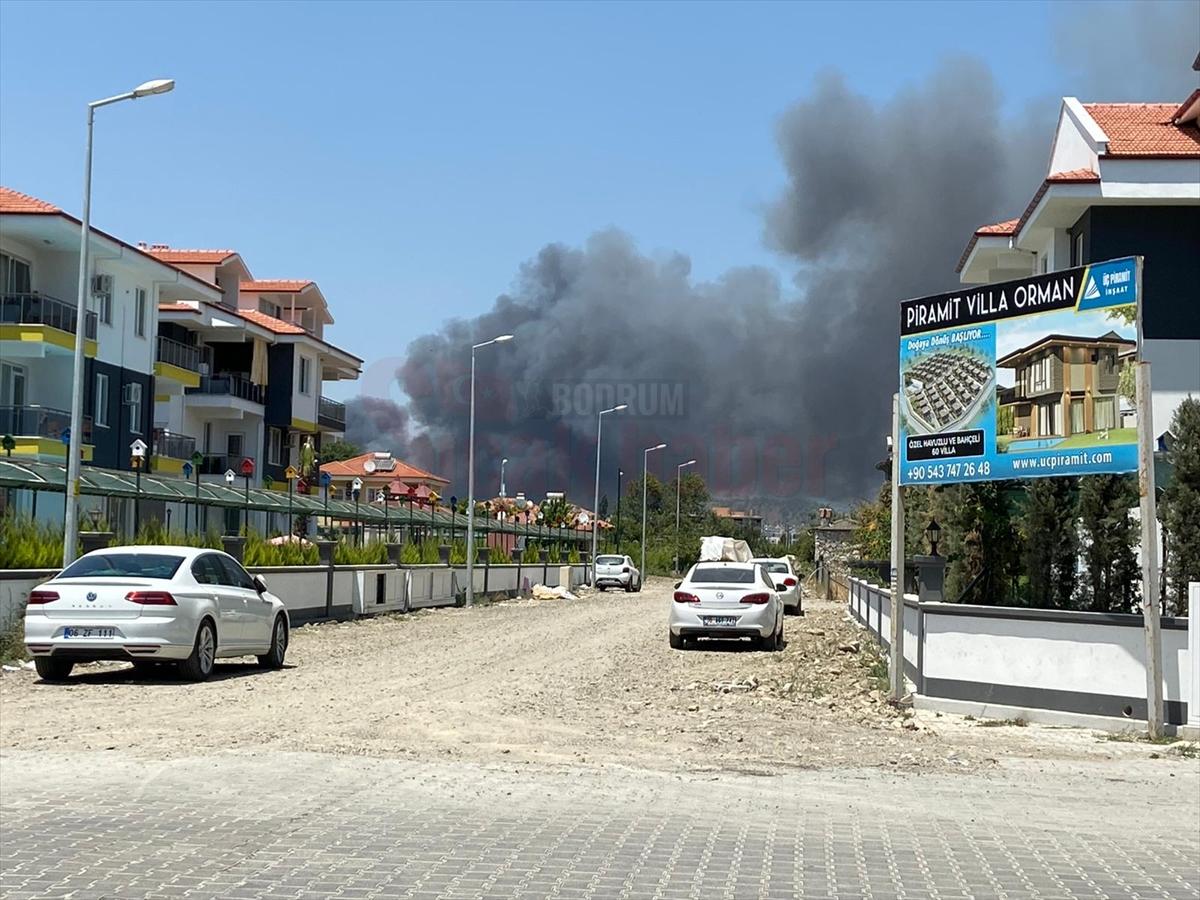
[257,615,288,669]
[774,621,785,651]
[597,585,606,592]
[624,579,634,593]
[178,619,217,682]
[669,631,684,650]
[33,657,73,682]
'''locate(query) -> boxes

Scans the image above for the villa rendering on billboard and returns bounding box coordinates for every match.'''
[898,257,1141,486]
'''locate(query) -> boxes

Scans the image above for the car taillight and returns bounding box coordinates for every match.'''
[673,591,699,603]
[125,590,177,606]
[622,567,630,573]
[741,592,770,605]
[783,577,797,587]
[27,590,59,605]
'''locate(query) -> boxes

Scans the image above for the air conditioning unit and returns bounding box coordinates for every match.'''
[91,274,113,296]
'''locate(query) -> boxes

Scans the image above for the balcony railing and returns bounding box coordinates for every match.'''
[1,292,97,340]
[185,373,265,405]
[318,395,346,429]
[151,428,196,460]
[198,453,255,476]
[156,335,211,373]
[0,405,92,443]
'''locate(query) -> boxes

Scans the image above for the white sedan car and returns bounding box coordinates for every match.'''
[668,561,784,651]
[594,554,641,592]
[751,556,802,614]
[24,546,290,682]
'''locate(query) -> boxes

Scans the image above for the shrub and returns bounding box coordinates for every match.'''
[334,541,388,565]
[0,515,64,569]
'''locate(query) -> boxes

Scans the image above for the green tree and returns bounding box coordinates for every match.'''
[1021,477,1079,608]
[851,482,891,560]
[996,404,1015,435]
[319,438,361,465]
[1117,361,1137,404]
[1077,474,1139,613]
[927,482,1021,604]
[598,494,609,519]
[1163,396,1200,612]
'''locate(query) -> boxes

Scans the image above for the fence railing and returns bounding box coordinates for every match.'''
[156,335,210,373]
[0,405,92,443]
[185,373,265,405]
[151,428,196,460]
[318,395,346,428]
[1,292,97,340]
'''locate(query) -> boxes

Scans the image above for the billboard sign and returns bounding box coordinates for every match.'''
[898,257,1140,486]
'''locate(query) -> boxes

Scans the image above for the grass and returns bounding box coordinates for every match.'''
[974,717,1028,727]
[1102,731,1181,746]
[0,623,27,664]
[861,646,890,694]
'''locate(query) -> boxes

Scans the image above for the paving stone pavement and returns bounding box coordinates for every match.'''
[1,750,1197,899]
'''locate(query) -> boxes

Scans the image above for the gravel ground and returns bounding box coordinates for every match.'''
[1,578,1193,779]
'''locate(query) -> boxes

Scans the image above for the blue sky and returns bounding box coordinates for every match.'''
[0,0,1160,401]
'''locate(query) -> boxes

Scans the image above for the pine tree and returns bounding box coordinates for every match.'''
[1163,397,1200,612]
[1077,474,1139,613]
[1021,477,1079,608]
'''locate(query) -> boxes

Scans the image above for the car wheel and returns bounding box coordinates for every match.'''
[774,621,785,651]
[669,631,684,650]
[257,615,288,669]
[624,578,634,593]
[178,619,216,682]
[597,584,607,592]
[33,657,73,682]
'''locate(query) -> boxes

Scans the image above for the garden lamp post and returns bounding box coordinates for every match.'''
[64,77,176,566]
[223,468,235,533]
[591,403,627,587]
[239,457,254,535]
[466,333,513,606]
[641,442,666,581]
[674,459,696,576]
[319,470,332,538]
[130,438,147,535]
[181,460,194,534]
[351,477,363,545]
[925,518,942,556]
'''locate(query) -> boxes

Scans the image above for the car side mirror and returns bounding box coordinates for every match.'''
[674,581,682,590]
[253,574,268,594]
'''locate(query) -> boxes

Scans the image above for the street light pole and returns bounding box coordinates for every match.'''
[592,403,627,587]
[466,334,513,606]
[499,457,508,498]
[616,468,623,555]
[63,78,175,567]
[674,459,697,576]
[641,442,666,580]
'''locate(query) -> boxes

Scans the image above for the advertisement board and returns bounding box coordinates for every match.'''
[898,257,1140,486]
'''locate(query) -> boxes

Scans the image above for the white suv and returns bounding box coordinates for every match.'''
[668,561,783,651]
[594,555,641,592]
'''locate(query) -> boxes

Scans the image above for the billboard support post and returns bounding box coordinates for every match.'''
[889,392,906,702]
[1136,361,1163,738]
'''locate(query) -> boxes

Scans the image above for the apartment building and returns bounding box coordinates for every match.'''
[956,71,1200,439]
[0,186,363,530]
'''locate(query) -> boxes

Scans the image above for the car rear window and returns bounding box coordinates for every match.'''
[59,553,184,580]
[597,556,624,565]
[690,567,755,584]
[759,562,789,573]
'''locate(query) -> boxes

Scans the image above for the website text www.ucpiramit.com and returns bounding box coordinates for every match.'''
[1010,450,1116,472]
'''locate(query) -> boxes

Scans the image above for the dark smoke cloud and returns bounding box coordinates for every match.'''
[347,17,1196,508]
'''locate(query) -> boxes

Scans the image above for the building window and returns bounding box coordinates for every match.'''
[1094,398,1117,431]
[203,422,212,454]
[125,381,142,434]
[1038,400,1060,436]
[298,355,311,395]
[94,373,109,428]
[1070,398,1085,434]
[268,427,284,466]
[1073,233,1084,267]
[0,252,32,293]
[92,275,113,325]
[134,288,147,338]
[226,433,244,459]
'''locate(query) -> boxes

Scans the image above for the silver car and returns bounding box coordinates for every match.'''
[594,554,641,592]
[668,561,784,650]
[751,557,802,614]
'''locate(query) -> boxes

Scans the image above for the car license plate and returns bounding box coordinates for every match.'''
[62,626,115,639]
[702,616,738,627]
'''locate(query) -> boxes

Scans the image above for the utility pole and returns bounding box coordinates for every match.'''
[1137,371,1164,737]
[888,392,906,702]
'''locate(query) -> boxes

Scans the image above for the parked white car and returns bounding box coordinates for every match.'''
[594,554,641,592]
[668,561,784,650]
[751,557,802,614]
[24,546,290,682]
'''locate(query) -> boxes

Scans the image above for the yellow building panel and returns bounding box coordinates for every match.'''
[290,417,318,433]
[10,439,94,462]
[153,361,201,388]
[0,324,96,357]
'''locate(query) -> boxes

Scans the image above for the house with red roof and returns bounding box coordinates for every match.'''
[956,66,1200,441]
[320,451,449,505]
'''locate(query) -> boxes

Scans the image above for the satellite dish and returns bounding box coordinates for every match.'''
[363,459,377,474]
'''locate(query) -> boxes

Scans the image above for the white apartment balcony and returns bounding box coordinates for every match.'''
[0,292,98,359]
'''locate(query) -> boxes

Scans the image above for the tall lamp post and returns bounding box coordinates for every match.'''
[466,333,513,606]
[674,459,697,576]
[63,77,175,566]
[615,468,623,555]
[499,457,508,498]
[641,442,666,580]
[591,403,627,586]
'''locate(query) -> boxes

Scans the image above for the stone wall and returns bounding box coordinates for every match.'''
[815,524,857,578]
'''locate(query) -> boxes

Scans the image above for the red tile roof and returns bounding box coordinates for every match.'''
[159,302,200,313]
[1084,103,1200,157]
[241,280,313,293]
[144,247,238,264]
[1045,168,1101,183]
[973,218,1019,236]
[233,308,306,334]
[0,186,61,213]
[321,452,449,484]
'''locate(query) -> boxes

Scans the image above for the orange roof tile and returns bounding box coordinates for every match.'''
[1084,103,1200,157]
[241,280,313,293]
[320,452,450,484]
[0,186,61,213]
[233,308,307,334]
[974,218,1019,236]
[159,302,200,313]
[1045,168,1101,182]
[144,247,238,264]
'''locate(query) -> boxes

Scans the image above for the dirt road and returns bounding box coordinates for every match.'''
[0,579,1190,775]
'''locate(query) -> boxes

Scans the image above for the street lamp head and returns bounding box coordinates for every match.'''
[493,334,514,343]
[133,79,175,98]
[647,442,667,452]
[502,457,508,465]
